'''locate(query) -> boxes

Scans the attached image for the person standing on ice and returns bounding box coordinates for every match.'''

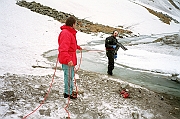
[105,30,128,75]
[58,16,82,99]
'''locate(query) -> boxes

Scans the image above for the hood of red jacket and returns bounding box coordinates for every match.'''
[60,25,77,35]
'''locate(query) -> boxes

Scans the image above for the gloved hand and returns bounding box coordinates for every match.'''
[114,55,117,59]
[112,45,116,49]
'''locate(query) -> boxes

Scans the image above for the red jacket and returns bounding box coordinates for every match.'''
[58,25,81,66]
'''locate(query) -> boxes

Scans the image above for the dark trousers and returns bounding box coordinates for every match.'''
[106,50,114,75]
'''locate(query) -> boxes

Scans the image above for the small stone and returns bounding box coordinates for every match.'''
[161,96,164,100]
[132,112,139,119]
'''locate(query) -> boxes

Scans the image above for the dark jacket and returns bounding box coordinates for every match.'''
[105,36,117,50]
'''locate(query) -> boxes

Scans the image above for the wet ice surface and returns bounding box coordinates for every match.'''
[0,71,178,119]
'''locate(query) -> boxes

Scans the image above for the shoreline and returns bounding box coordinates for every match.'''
[77,69,180,119]
[0,69,179,119]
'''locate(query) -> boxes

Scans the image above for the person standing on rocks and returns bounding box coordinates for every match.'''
[105,30,128,75]
[58,16,82,99]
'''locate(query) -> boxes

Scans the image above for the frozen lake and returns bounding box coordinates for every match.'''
[44,34,180,98]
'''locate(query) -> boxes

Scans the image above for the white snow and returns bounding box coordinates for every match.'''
[0,0,180,118]
[1,0,180,76]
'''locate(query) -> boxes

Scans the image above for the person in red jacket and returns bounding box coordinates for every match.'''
[58,16,82,99]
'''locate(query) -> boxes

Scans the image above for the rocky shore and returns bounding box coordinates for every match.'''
[0,70,180,119]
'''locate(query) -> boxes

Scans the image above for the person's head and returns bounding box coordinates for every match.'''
[112,30,119,37]
[65,16,76,28]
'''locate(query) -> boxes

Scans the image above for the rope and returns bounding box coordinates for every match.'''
[64,66,72,119]
[83,49,104,52]
[22,49,85,119]
[22,57,59,119]
[64,49,82,119]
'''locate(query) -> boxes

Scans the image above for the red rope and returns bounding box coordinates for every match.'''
[64,49,82,119]
[63,49,103,118]
[23,49,82,119]
[22,57,58,119]
[83,49,104,52]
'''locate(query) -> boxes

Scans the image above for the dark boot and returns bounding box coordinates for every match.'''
[107,71,113,75]
[63,93,77,99]
[108,66,113,75]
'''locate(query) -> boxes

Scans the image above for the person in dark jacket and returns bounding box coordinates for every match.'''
[58,16,82,99]
[105,30,128,75]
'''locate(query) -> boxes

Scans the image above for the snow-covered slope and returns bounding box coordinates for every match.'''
[25,0,180,35]
[134,0,180,17]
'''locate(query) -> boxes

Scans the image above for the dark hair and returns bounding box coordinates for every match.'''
[112,30,118,34]
[65,16,76,27]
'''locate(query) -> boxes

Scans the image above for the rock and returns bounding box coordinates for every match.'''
[177,30,180,44]
[39,109,51,116]
[161,96,164,100]
[1,91,16,101]
[121,83,129,89]
[132,112,139,119]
